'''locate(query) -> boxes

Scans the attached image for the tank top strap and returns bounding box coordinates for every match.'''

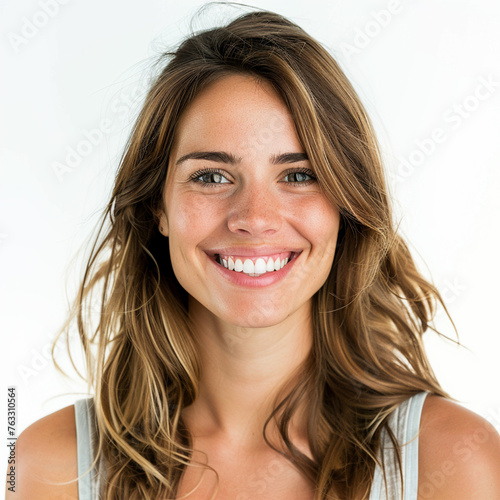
[74,397,101,500]
[369,391,429,500]
[402,391,428,497]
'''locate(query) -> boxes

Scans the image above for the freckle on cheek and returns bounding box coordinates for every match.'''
[172,205,198,232]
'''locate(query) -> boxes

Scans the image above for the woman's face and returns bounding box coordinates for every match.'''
[159,73,340,328]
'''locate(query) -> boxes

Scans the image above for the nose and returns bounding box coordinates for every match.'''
[227,182,282,237]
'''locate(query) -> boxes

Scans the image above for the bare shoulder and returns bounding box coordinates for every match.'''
[418,394,500,500]
[5,403,79,499]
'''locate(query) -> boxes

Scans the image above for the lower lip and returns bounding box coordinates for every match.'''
[207,252,301,288]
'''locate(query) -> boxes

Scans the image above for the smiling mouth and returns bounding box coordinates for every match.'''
[213,252,298,277]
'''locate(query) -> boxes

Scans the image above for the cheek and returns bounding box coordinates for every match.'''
[292,197,340,250]
[285,198,340,286]
[168,192,221,238]
[166,194,215,288]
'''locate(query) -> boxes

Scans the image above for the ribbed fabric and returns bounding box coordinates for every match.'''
[74,397,102,499]
[74,392,428,499]
[369,391,429,500]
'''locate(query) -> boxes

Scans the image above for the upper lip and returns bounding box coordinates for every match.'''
[205,246,303,257]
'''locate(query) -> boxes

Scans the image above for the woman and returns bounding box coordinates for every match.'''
[9,7,500,500]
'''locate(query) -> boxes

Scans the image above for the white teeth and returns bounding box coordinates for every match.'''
[216,253,294,276]
[243,259,254,274]
[254,258,267,274]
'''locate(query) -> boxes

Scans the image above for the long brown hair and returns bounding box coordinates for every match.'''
[53,5,456,499]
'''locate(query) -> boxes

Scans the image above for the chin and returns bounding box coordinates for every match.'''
[217,300,297,330]
[230,316,284,330]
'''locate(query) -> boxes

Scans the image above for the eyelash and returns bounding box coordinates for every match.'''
[187,167,317,187]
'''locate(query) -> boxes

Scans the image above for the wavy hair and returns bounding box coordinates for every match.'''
[53,5,456,499]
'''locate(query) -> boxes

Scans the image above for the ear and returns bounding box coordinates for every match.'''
[156,209,169,237]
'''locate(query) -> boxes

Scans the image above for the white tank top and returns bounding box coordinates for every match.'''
[75,391,429,499]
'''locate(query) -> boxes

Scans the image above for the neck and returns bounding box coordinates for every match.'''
[182,297,313,452]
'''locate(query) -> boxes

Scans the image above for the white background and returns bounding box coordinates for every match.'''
[1,0,499,471]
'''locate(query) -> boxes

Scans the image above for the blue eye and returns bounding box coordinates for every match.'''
[282,170,316,184]
[188,169,231,187]
[187,167,317,187]
[281,168,316,185]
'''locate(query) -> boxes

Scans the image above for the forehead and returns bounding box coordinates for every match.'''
[170,73,303,158]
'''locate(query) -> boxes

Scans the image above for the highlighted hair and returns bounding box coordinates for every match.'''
[53,5,456,499]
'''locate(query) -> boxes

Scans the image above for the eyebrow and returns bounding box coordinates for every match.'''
[175,151,309,166]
